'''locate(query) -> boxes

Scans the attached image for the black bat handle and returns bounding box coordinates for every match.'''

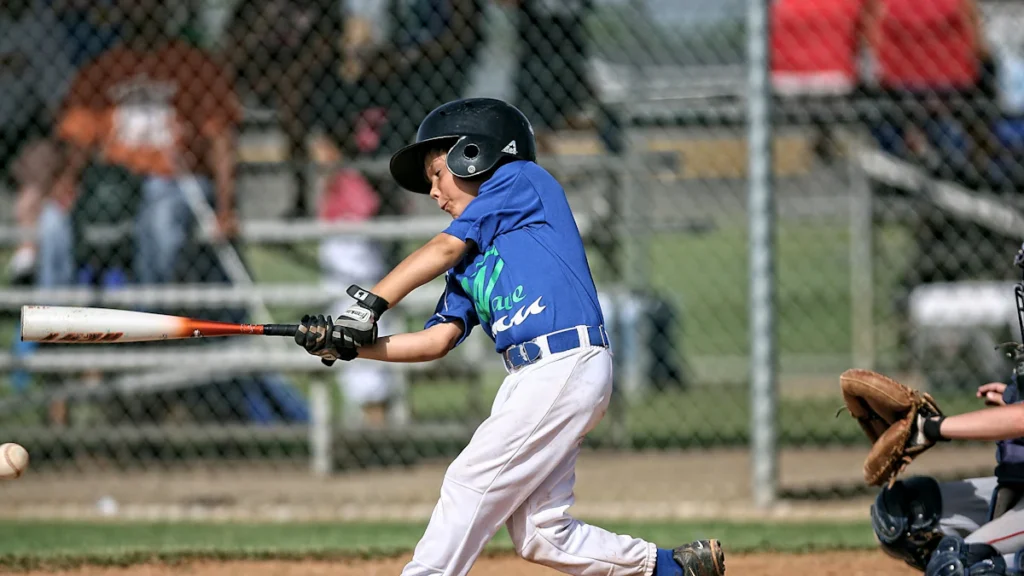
[262,324,300,336]
[261,323,335,366]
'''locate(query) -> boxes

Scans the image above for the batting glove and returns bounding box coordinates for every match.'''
[295,314,357,367]
[334,285,390,348]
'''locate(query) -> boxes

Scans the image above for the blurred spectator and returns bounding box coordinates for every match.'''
[870,0,997,184]
[1,0,74,284]
[36,0,241,288]
[463,0,521,104]
[334,0,392,159]
[384,0,485,148]
[771,0,879,160]
[26,1,311,428]
[867,0,1012,374]
[514,0,596,154]
[53,0,123,68]
[466,0,619,156]
[317,169,405,427]
[870,0,1004,283]
[317,0,485,156]
[875,0,986,91]
[302,0,485,272]
[223,0,342,218]
[771,0,879,96]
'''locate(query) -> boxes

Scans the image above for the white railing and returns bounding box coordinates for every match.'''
[0,281,445,311]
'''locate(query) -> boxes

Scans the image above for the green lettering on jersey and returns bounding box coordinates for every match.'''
[457,246,532,326]
[460,246,504,324]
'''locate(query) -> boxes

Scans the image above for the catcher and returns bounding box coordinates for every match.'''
[841,244,1024,576]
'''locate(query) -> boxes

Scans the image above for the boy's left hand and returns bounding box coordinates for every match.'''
[334,285,390,348]
[335,302,379,347]
[295,314,357,366]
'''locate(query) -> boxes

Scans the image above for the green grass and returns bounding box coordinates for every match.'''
[409,381,989,447]
[0,520,878,571]
[642,220,914,360]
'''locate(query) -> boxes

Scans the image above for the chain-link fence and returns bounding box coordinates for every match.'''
[0,0,1019,518]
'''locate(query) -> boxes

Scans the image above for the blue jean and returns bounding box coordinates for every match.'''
[36,176,212,287]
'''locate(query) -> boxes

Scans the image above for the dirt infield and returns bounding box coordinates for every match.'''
[19,551,918,576]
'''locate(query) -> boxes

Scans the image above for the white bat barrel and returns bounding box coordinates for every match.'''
[20,306,184,343]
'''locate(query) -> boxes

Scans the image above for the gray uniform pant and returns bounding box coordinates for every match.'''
[940,477,1024,568]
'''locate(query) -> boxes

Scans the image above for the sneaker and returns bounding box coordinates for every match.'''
[672,540,725,576]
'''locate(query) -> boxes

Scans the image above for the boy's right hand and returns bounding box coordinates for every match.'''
[977,382,1008,407]
[295,314,357,367]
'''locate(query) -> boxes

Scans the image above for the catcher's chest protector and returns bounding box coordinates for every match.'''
[996,377,1024,483]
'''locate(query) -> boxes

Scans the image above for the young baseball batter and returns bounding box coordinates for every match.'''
[293,98,726,576]
[868,245,1024,576]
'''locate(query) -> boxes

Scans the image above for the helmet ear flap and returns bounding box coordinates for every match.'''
[446,136,502,179]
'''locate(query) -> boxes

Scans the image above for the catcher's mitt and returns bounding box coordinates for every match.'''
[839,369,944,487]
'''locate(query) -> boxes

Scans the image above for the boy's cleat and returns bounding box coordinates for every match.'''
[672,539,725,576]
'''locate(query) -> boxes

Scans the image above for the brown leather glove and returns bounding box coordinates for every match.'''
[839,369,945,486]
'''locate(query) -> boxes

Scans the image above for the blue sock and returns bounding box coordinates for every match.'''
[654,548,682,576]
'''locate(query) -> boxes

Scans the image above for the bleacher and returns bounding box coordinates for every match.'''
[4,61,1020,470]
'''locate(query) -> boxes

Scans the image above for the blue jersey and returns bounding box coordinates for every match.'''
[424,160,605,352]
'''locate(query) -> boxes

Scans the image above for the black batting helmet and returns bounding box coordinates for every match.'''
[389,98,537,194]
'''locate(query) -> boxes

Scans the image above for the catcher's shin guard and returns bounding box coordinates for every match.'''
[872,476,945,570]
[925,535,1007,576]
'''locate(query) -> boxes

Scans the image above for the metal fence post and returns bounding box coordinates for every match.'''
[611,126,651,449]
[622,129,649,401]
[748,0,778,509]
[309,379,332,476]
[849,143,876,370]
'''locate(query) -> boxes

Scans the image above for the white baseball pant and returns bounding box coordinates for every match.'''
[401,344,657,576]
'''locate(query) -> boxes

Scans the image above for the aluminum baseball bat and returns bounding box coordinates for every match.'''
[20,305,299,344]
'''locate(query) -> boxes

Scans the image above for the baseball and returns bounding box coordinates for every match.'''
[0,443,29,479]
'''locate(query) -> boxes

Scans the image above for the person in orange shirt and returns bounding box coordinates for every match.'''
[35,0,241,287]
